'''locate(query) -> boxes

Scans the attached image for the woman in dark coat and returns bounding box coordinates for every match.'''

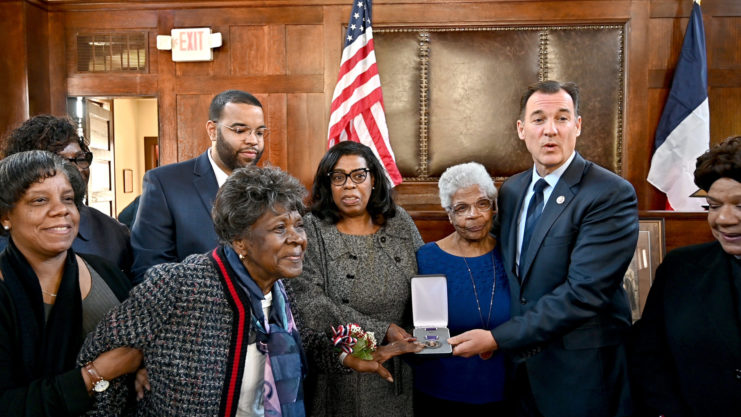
[0,151,140,416]
[631,136,741,416]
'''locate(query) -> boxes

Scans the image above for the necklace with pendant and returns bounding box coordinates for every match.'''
[462,252,496,329]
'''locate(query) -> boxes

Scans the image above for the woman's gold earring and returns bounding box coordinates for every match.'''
[238,253,245,260]
[2,224,9,231]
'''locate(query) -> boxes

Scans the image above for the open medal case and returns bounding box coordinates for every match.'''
[412,274,452,356]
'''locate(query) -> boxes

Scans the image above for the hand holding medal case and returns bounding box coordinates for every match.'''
[412,275,452,356]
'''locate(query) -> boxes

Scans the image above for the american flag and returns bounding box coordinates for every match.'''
[327,0,403,186]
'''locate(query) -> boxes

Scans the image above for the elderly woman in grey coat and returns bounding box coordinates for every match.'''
[289,141,424,417]
[79,166,312,416]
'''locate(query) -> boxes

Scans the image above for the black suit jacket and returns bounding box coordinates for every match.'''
[493,152,638,417]
[131,151,219,282]
[631,241,741,416]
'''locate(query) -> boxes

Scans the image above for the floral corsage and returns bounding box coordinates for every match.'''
[331,323,377,360]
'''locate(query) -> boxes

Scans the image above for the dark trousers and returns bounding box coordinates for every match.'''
[514,364,545,417]
[413,389,514,416]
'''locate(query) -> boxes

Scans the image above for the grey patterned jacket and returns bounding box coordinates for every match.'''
[78,248,340,417]
[289,207,424,417]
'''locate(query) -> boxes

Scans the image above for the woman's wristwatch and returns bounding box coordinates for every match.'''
[84,362,110,393]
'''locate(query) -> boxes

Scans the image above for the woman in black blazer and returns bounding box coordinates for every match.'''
[631,136,741,416]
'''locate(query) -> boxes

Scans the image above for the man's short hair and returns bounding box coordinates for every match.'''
[208,90,262,121]
[519,80,581,119]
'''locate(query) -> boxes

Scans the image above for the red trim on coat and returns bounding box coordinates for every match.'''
[211,248,247,417]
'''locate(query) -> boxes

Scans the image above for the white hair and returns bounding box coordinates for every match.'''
[438,162,497,209]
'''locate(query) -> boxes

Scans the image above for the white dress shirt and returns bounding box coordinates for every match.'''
[515,151,577,270]
[208,148,230,188]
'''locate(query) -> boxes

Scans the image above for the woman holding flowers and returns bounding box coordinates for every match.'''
[290,141,423,416]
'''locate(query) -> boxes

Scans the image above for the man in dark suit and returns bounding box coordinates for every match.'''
[449,80,638,417]
[131,90,267,282]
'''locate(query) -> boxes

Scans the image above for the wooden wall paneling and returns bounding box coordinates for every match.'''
[411,213,455,243]
[709,16,740,69]
[64,10,158,29]
[623,0,651,210]
[49,11,69,116]
[158,11,177,165]
[650,0,741,18]
[262,93,288,169]
[175,93,211,161]
[67,75,159,96]
[64,17,77,77]
[286,25,324,75]
[374,1,632,25]
[147,28,159,76]
[0,1,30,140]
[709,87,741,142]
[395,182,445,211]
[229,24,287,76]
[647,17,688,71]
[286,93,327,188]
[322,5,346,120]
[174,75,323,95]
[174,6,323,27]
[710,68,741,87]
[707,15,741,142]
[25,2,51,116]
[645,211,715,253]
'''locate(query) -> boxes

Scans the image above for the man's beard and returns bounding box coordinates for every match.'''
[215,128,263,171]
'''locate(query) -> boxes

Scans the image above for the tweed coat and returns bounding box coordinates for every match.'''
[79,248,337,417]
[289,207,424,417]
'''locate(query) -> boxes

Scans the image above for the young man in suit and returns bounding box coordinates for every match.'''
[131,90,267,282]
[449,80,638,417]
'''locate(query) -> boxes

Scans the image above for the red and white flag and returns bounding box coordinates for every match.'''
[327,0,402,187]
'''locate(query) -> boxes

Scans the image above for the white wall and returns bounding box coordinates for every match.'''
[113,98,158,216]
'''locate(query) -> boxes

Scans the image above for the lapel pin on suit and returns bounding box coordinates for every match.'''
[556,196,565,204]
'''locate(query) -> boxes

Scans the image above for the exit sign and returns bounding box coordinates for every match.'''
[156,28,222,62]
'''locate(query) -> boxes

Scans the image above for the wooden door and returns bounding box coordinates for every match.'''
[85,99,116,216]
[144,136,159,172]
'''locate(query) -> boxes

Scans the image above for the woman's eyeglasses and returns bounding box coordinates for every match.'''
[328,168,370,186]
[62,152,93,169]
[448,198,493,217]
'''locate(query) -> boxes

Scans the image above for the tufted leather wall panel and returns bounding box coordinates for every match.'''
[374,25,625,181]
